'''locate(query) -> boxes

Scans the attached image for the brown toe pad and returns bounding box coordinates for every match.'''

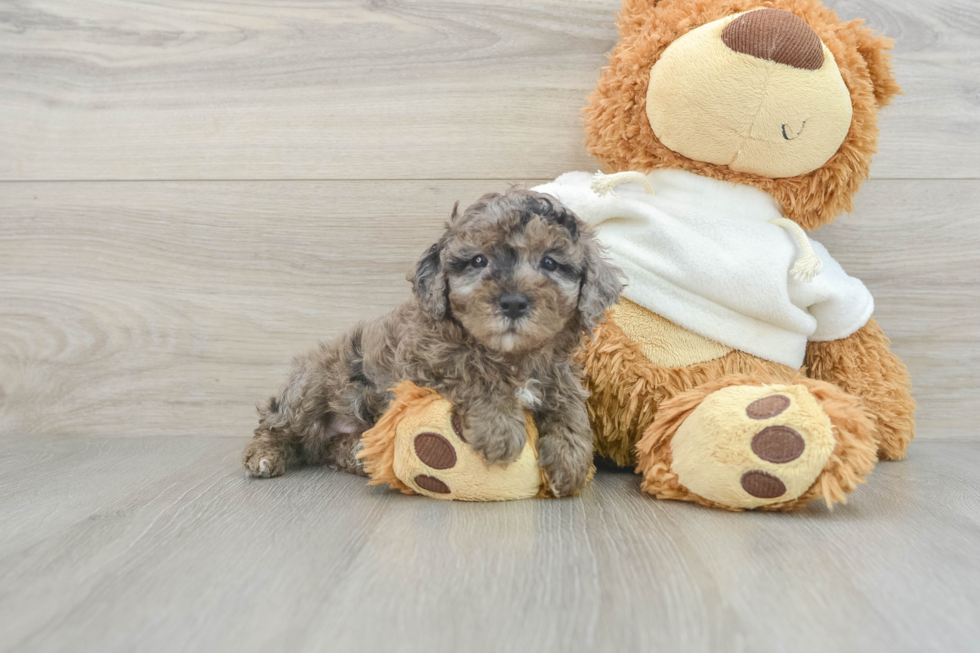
[740,470,786,499]
[751,425,805,463]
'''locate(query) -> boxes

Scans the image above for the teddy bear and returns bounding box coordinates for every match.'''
[531,0,915,511]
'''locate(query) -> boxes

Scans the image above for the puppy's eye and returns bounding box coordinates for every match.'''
[470,254,489,269]
[540,256,558,272]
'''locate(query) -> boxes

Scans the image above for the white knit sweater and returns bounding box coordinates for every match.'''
[533,169,873,369]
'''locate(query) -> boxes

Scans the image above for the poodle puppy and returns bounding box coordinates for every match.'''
[242,189,623,496]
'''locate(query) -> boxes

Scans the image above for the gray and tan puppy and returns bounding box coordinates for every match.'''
[242,189,623,496]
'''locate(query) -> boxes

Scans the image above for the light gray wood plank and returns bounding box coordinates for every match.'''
[1,179,977,439]
[0,436,977,653]
[0,179,520,439]
[0,0,977,181]
[844,0,980,180]
[0,0,617,181]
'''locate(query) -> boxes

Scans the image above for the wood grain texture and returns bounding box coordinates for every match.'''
[1,0,978,181]
[1,3,976,651]
[1,436,978,653]
[2,179,977,439]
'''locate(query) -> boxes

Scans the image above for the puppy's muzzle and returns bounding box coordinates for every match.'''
[499,293,531,321]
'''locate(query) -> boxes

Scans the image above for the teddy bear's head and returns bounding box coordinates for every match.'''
[584,0,900,230]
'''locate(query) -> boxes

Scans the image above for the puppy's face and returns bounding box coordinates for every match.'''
[413,190,622,354]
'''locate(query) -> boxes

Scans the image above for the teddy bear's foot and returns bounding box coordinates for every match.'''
[670,384,836,509]
[395,405,545,500]
[637,376,878,511]
[359,382,546,501]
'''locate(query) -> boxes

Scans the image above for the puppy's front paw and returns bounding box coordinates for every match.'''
[538,436,592,498]
[464,412,527,467]
[242,442,285,478]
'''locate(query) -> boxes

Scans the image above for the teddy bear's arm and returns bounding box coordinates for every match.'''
[804,317,915,460]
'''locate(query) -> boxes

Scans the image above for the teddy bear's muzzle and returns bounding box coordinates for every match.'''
[643,7,854,179]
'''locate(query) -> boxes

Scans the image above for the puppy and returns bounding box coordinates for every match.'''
[242,189,623,496]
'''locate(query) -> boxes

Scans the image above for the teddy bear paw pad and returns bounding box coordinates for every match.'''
[750,424,805,463]
[413,474,451,494]
[745,394,791,419]
[413,432,457,469]
[670,385,835,509]
[740,470,787,499]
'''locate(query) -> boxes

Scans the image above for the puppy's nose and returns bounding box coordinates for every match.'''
[721,8,824,71]
[499,293,530,320]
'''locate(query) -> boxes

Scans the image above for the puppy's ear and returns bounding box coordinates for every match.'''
[412,241,448,320]
[578,233,623,331]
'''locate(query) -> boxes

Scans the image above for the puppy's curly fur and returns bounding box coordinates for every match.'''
[242,189,623,496]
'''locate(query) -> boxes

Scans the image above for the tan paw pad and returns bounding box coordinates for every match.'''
[388,394,542,501]
[670,384,835,509]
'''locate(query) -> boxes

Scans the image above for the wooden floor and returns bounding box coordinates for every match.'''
[2,0,980,651]
[1,437,978,653]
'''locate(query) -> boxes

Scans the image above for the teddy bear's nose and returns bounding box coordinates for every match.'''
[721,8,824,71]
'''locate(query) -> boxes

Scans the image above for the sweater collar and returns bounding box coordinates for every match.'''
[643,169,785,223]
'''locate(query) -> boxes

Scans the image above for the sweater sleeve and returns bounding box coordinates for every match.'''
[792,240,875,343]
[532,172,615,229]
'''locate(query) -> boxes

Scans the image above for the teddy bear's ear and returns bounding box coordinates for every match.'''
[846,19,902,108]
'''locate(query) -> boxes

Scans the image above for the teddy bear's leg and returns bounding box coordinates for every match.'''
[579,317,671,467]
[636,374,878,511]
[805,318,915,461]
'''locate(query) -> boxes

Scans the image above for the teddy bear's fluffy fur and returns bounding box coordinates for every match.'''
[574,0,915,510]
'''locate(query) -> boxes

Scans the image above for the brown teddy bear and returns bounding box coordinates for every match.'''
[532,0,915,510]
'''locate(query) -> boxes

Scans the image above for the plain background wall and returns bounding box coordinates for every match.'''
[1,0,978,440]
